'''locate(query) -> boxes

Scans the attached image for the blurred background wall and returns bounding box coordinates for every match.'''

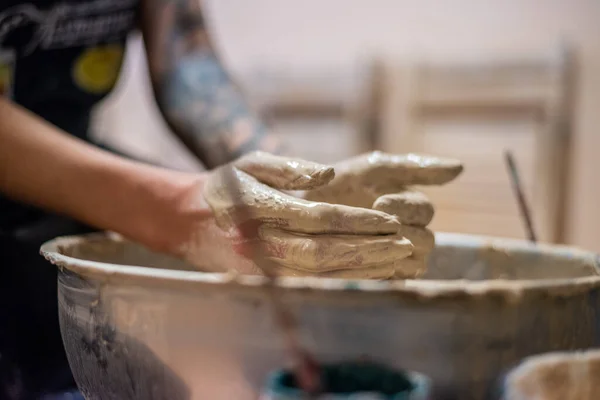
[91,0,600,251]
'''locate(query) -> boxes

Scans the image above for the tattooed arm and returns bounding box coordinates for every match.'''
[140,0,282,168]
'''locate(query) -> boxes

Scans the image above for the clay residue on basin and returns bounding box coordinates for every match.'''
[423,233,599,282]
[504,349,600,400]
[43,232,600,287]
[53,233,198,272]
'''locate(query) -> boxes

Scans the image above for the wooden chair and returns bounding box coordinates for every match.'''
[372,45,577,243]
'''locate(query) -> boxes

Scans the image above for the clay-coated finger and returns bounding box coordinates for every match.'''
[394,255,429,279]
[398,225,435,255]
[373,190,434,226]
[204,168,401,235]
[337,151,463,186]
[260,227,413,272]
[234,151,335,190]
[266,263,396,279]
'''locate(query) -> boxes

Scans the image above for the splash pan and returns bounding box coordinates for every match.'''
[41,232,600,400]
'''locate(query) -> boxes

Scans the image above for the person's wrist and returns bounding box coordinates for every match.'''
[88,159,211,256]
[134,166,254,272]
[128,168,211,256]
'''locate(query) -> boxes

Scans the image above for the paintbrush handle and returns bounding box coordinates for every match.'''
[504,151,537,243]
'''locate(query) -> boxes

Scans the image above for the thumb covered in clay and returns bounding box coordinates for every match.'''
[232,151,335,190]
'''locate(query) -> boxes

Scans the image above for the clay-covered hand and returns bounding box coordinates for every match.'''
[303,151,463,278]
[184,151,413,279]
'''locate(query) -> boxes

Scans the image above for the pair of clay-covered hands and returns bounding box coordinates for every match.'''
[186,151,462,279]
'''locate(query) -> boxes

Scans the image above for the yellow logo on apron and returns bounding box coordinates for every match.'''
[73,45,124,94]
[0,49,15,98]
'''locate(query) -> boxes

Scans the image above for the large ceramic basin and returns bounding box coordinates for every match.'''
[41,232,600,400]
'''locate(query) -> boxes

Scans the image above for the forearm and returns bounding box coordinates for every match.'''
[0,99,202,247]
[155,49,282,166]
[141,0,283,169]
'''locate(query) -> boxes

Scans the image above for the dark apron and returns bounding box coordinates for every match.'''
[0,216,97,399]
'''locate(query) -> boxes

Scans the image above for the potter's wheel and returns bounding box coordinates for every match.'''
[41,232,600,400]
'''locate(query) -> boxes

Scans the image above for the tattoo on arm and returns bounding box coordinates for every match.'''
[141,0,283,168]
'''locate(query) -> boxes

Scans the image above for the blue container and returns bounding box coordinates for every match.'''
[261,362,431,400]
